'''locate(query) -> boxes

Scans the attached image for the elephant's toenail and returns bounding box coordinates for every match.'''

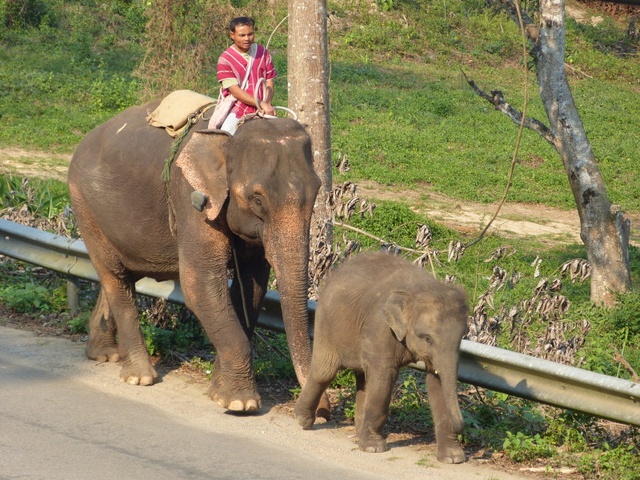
[228,400,244,411]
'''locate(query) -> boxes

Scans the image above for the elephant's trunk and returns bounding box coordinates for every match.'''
[264,222,313,387]
[431,356,465,434]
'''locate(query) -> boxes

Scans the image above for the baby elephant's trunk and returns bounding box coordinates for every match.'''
[430,356,465,433]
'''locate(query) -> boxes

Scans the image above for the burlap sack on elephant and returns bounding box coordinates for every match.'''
[147,90,215,138]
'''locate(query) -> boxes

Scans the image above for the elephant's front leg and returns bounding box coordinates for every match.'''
[357,368,398,453]
[181,265,261,412]
[229,246,270,338]
[426,372,466,464]
[208,334,259,411]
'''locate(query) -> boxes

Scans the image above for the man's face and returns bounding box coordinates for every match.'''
[230,24,255,53]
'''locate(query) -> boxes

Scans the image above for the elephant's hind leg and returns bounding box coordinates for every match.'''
[71,186,157,386]
[294,356,339,429]
[104,275,158,386]
[357,367,398,453]
[85,289,119,363]
[90,259,157,386]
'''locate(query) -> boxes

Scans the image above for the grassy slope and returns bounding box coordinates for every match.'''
[325,0,640,212]
[1,0,638,209]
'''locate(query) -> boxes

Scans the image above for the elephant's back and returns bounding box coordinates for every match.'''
[317,252,402,323]
[318,251,435,318]
[67,100,183,265]
[68,100,171,213]
[323,252,415,293]
[70,100,168,171]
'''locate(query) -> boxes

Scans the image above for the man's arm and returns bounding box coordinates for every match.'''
[228,80,275,116]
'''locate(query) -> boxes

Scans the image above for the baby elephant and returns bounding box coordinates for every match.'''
[295,251,468,463]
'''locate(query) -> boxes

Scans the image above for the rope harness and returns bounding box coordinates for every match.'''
[162,111,201,185]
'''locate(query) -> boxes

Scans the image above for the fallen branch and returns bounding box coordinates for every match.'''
[333,220,428,256]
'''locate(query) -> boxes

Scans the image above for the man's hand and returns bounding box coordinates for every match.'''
[260,101,275,116]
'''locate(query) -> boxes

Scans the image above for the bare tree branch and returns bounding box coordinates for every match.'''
[333,220,428,256]
[463,71,556,147]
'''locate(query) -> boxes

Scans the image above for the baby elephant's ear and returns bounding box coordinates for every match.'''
[384,291,410,342]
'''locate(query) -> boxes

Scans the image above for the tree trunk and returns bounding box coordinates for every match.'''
[287,0,333,284]
[534,0,631,306]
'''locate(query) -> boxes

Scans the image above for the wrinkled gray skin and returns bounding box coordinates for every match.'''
[68,100,324,413]
[295,251,468,463]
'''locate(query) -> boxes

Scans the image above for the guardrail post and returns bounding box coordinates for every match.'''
[66,276,80,315]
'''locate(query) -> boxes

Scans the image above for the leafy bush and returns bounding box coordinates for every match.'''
[138,301,210,357]
[253,330,296,381]
[461,390,547,448]
[0,0,53,30]
[578,445,640,480]
[502,431,555,462]
[0,281,66,313]
[66,311,89,334]
[89,67,140,111]
[389,371,434,430]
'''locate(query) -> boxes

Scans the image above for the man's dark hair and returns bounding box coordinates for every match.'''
[229,17,255,32]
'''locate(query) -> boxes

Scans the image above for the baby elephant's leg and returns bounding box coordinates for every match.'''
[426,373,466,464]
[358,368,398,453]
[354,371,366,438]
[295,360,338,429]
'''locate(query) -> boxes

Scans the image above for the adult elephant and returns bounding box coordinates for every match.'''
[68,99,322,413]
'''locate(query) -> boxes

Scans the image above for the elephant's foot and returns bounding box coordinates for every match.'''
[85,341,120,363]
[119,358,158,386]
[207,371,261,412]
[293,403,316,430]
[358,432,388,453]
[315,393,331,422]
[436,444,466,464]
[358,436,387,453]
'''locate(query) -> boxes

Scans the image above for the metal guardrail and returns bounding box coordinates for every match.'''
[1,218,639,426]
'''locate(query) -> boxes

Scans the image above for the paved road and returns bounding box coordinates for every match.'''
[0,326,530,480]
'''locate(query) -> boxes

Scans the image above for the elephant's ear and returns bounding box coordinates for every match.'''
[384,291,410,342]
[175,131,229,222]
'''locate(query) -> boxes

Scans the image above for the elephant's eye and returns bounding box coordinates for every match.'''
[249,194,267,218]
[420,334,434,345]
